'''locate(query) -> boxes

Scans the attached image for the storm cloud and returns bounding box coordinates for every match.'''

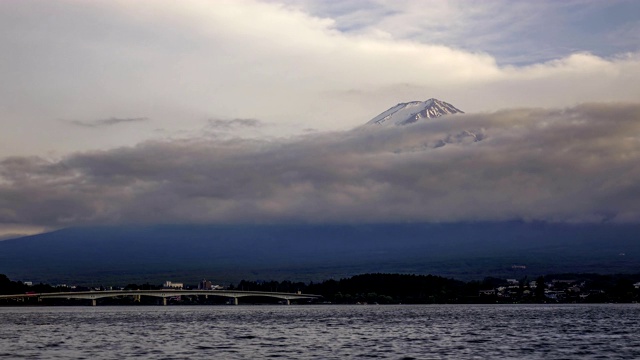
[1,103,639,229]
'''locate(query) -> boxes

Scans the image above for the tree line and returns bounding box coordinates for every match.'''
[2,272,639,304]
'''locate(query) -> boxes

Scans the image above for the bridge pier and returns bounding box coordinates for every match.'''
[285,299,290,305]
[163,297,167,306]
[232,297,238,305]
[91,299,96,306]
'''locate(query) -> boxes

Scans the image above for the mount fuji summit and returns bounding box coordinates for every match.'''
[366,98,464,126]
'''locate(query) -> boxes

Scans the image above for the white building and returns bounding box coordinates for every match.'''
[163,281,184,289]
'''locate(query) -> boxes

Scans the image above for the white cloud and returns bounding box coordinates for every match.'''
[280,0,640,64]
[0,0,639,160]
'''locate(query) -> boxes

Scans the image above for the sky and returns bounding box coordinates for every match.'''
[1,0,639,238]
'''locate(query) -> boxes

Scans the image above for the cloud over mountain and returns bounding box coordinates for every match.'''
[1,103,639,230]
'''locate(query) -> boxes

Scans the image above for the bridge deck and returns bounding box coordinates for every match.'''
[0,289,321,303]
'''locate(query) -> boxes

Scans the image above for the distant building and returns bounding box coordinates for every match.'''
[545,290,564,300]
[568,286,581,293]
[506,279,519,285]
[23,281,33,286]
[163,281,184,289]
[199,279,212,290]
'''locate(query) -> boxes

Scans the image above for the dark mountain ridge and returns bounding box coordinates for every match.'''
[1,222,638,286]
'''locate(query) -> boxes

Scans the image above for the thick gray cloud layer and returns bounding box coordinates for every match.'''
[1,103,639,229]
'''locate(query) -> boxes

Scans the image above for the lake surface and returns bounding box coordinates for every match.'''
[1,304,639,359]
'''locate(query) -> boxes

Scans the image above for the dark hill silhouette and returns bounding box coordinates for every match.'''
[0,222,638,285]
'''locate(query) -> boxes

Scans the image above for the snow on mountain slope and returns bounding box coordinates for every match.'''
[366,98,464,126]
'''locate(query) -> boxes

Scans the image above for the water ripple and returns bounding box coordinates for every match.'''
[1,304,639,359]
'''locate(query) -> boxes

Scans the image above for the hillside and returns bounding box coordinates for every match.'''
[1,222,638,286]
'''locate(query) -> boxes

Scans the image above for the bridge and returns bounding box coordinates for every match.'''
[0,289,322,306]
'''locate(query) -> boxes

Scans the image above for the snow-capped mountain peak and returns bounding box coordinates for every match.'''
[366,98,464,126]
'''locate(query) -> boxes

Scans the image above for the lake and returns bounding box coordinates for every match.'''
[1,304,639,359]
